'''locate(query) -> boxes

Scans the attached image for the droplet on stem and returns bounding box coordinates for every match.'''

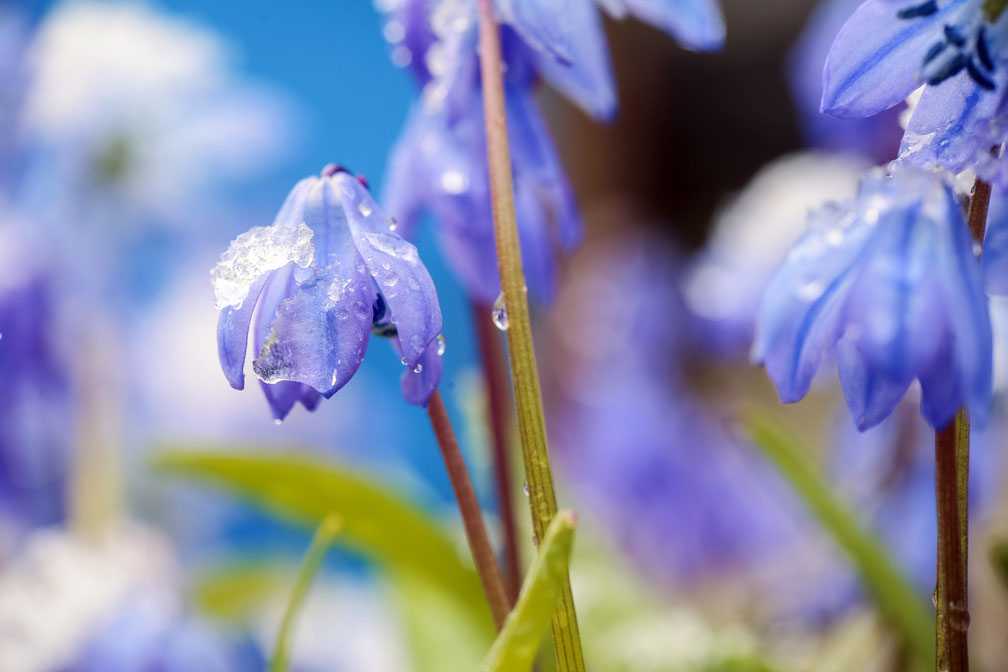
[491,292,509,331]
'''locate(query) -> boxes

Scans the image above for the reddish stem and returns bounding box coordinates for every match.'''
[472,301,523,603]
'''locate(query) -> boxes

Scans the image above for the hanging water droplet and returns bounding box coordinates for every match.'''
[973,241,983,257]
[523,481,529,497]
[273,419,283,426]
[435,333,447,356]
[358,201,373,217]
[388,217,398,232]
[401,356,408,365]
[491,292,509,331]
[413,363,423,373]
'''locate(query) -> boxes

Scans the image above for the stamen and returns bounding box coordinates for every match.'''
[897,0,938,18]
[924,40,948,65]
[976,26,995,71]
[943,24,967,48]
[967,58,996,89]
[928,53,968,85]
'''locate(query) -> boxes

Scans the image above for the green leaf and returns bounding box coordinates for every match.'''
[154,449,495,647]
[743,412,933,670]
[480,511,578,672]
[271,513,341,672]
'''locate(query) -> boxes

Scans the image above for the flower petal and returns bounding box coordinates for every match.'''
[258,379,321,421]
[529,0,617,121]
[400,339,443,407]
[836,338,912,430]
[496,0,573,63]
[619,0,725,51]
[355,230,443,369]
[217,274,268,390]
[822,0,969,118]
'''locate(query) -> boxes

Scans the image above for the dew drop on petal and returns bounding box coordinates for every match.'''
[491,292,509,331]
[274,419,283,426]
[358,201,373,217]
[413,363,423,373]
[388,217,398,232]
[401,355,408,366]
[435,333,446,356]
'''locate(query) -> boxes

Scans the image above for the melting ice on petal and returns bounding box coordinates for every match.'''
[211,222,314,310]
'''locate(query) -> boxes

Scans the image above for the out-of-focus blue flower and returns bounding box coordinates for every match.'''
[213,168,444,420]
[830,400,1002,597]
[822,0,1008,186]
[982,186,1008,293]
[7,1,295,307]
[0,228,70,541]
[383,87,580,304]
[789,0,904,161]
[546,233,804,583]
[378,0,724,122]
[753,163,992,430]
[683,152,867,356]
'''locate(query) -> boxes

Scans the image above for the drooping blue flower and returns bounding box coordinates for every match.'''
[789,0,904,161]
[379,0,724,122]
[822,0,1008,185]
[212,167,444,420]
[383,87,581,304]
[752,163,992,430]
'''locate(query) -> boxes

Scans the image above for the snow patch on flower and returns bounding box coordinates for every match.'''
[211,222,314,309]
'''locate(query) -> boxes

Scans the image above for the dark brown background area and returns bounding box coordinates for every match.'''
[544,0,820,248]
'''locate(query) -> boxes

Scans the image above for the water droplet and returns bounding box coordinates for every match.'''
[401,356,408,365]
[797,280,825,301]
[948,601,970,632]
[358,201,373,217]
[435,333,447,356]
[491,292,509,331]
[932,588,939,608]
[973,241,983,257]
[388,217,398,232]
[531,532,539,547]
[413,363,423,373]
[523,482,529,497]
[274,419,283,426]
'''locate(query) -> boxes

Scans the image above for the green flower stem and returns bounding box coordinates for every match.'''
[475,0,586,669]
[472,301,523,603]
[428,389,511,629]
[271,513,341,672]
[744,412,933,669]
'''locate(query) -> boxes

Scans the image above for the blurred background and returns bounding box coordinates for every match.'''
[2,0,1008,670]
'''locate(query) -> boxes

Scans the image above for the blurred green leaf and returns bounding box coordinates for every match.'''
[192,563,288,622]
[743,411,933,670]
[271,513,341,672]
[480,511,577,672]
[988,539,1008,592]
[154,448,496,670]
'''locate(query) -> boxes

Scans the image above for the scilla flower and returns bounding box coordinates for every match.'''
[379,0,724,121]
[822,0,1008,185]
[753,163,992,430]
[213,166,443,420]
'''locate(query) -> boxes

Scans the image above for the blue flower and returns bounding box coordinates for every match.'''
[212,167,444,420]
[752,163,992,430]
[822,0,1008,185]
[382,87,581,305]
[379,0,724,122]
[789,0,904,161]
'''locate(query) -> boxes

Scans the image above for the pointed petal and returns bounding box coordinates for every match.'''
[531,0,617,121]
[496,0,573,62]
[217,274,268,390]
[333,171,394,236]
[822,0,969,118]
[620,0,725,51]
[836,338,911,430]
[355,230,443,369]
[752,204,873,402]
[400,339,444,407]
[272,177,315,229]
[259,380,321,421]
